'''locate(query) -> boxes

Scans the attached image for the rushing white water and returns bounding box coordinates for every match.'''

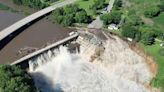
[29,46,151,92]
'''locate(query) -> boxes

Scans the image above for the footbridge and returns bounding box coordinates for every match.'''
[11,32,79,68]
[0,0,76,41]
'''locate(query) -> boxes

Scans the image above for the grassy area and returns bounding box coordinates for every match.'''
[126,0,160,16]
[124,0,164,89]
[153,12,164,29]
[76,0,95,15]
[140,42,164,89]
[129,0,160,4]
[76,0,110,16]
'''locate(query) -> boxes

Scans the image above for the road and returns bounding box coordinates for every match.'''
[107,0,115,12]
[0,0,76,41]
[88,0,115,29]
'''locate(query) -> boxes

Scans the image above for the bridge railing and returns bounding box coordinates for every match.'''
[0,0,77,41]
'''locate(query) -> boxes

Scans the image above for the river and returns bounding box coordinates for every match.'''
[0,1,72,64]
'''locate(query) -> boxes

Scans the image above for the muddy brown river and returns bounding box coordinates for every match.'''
[0,1,72,64]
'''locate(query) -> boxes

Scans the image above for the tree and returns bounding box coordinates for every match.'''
[158,0,164,11]
[63,4,79,15]
[0,65,37,92]
[52,4,92,26]
[100,13,112,25]
[91,0,106,10]
[121,23,138,39]
[12,0,48,9]
[100,10,122,25]
[128,14,144,26]
[141,32,156,45]
[62,14,75,26]
[110,10,122,24]
[114,0,123,10]
[144,6,161,18]
[134,31,142,42]
[75,10,89,23]
[52,8,64,23]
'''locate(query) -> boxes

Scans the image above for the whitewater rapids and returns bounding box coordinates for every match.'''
[30,47,151,92]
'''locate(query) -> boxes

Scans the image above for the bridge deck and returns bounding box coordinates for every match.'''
[0,0,76,41]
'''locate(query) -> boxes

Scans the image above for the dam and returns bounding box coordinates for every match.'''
[25,30,154,92]
[0,0,159,91]
[11,32,79,69]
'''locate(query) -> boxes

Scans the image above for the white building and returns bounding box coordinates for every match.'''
[108,24,119,30]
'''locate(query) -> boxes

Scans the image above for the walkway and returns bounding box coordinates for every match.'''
[0,0,76,41]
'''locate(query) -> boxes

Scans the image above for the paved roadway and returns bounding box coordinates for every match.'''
[0,0,76,41]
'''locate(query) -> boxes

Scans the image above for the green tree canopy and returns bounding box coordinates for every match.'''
[91,0,106,10]
[0,65,37,92]
[158,0,164,11]
[121,23,138,39]
[100,13,111,25]
[141,32,156,45]
[113,0,123,10]
[144,6,161,18]
[100,10,122,25]
[52,4,92,26]
[12,0,48,9]
[75,10,90,23]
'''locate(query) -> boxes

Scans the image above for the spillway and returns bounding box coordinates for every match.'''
[28,31,154,92]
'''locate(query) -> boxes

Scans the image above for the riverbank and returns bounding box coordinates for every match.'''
[0,0,162,91]
[0,3,16,12]
[0,0,37,14]
[0,0,73,64]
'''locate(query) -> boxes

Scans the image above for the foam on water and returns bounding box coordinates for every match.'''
[29,46,151,92]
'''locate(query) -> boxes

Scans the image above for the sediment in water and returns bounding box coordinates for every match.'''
[29,30,156,92]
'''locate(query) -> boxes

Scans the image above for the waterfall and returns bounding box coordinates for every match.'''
[29,46,151,92]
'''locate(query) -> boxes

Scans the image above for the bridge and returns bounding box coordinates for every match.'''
[11,32,79,68]
[0,0,76,41]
